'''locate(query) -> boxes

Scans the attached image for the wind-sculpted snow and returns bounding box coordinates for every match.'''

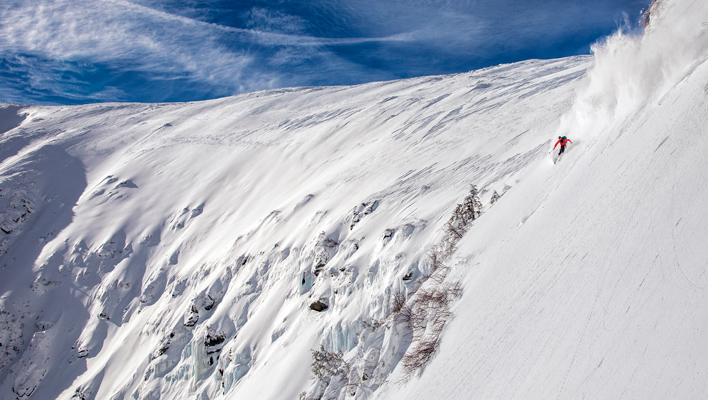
[0,56,590,399]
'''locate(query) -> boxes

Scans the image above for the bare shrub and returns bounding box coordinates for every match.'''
[416,287,451,309]
[402,337,440,377]
[310,183,478,391]
[397,185,482,380]
[427,246,444,272]
[311,346,350,381]
[361,319,383,331]
[429,267,449,285]
[395,303,413,327]
[445,281,463,299]
[400,292,454,379]
[391,291,407,315]
[414,288,434,307]
[429,310,451,334]
[408,303,428,332]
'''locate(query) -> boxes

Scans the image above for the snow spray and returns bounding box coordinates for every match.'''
[557,0,708,140]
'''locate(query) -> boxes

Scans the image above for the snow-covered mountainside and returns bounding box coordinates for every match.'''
[0,54,591,400]
[1,1,707,399]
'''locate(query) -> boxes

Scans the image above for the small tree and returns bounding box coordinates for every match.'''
[465,185,483,220]
[444,185,482,240]
[490,190,501,205]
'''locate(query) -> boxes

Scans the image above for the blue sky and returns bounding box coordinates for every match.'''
[0,0,649,105]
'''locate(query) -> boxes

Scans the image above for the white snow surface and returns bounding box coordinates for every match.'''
[0,1,707,399]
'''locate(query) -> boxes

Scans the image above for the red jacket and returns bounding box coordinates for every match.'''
[554,138,571,148]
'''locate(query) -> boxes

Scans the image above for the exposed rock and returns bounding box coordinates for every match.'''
[183,305,199,327]
[310,300,329,312]
[115,179,138,189]
[0,310,24,371]
[312,232,339,276]
[350,200,380,230]
[204,333,225,348]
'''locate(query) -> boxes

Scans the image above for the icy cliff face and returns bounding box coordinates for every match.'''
[0,57,590,400]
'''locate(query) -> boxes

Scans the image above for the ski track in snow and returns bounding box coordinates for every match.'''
[0,1,708,398]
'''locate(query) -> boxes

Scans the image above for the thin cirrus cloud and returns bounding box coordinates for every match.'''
[0,0,649,104]
[1,0,266,102]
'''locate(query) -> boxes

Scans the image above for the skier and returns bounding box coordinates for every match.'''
[554,136,572,156]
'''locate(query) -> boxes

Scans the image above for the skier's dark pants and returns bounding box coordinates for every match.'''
[559,145,566,155]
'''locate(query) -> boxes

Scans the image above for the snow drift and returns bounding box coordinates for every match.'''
[0,0,707,399]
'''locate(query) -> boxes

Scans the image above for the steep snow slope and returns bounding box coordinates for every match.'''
[1,0,705,398]
[376,0,708,399]
[0,55,590,400]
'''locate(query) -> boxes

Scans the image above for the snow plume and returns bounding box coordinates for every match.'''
[558,0,708,139]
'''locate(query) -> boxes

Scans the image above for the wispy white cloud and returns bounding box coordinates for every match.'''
[0,0,262,95]
[0,0,427,101]
[0,0,649,103]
